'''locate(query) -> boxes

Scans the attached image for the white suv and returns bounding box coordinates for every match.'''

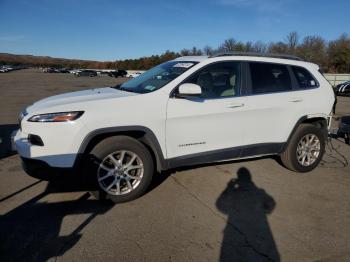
[14,53,335,202]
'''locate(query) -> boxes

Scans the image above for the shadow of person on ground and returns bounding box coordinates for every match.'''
[216,167,280,262]
[0,177,113,262]
[0,124,18,159]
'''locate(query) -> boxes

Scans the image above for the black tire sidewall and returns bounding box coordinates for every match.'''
[289,125,326,172]
[86,136,154,203]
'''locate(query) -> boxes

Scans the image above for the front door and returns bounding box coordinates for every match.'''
[166,61,247,159]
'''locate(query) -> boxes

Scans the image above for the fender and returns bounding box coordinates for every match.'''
[282,115,328,152]
[77,126,167,171]
[282,116,307,152]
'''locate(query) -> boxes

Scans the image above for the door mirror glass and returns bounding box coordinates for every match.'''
[178,83,202,97]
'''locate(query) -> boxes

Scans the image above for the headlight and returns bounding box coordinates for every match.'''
[28,111,84,122]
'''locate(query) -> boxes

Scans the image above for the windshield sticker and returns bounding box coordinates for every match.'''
[173,63,194,68]
[144,85,156,91]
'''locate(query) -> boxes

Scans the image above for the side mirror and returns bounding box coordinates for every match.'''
[177,83,202,97]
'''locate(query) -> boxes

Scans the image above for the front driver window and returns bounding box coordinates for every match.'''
[184,62,241,99]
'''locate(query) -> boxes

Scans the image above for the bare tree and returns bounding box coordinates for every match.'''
[328,33,350,73]
[218,38,237,52]
[180,49,191,56]
[285,31,299,53]
[297,36,327,69]
[203,45,215,56]
[190,46,203,56]
[244,41,254,52]
[268,41,289,54]
[252,41,268,53]
[234,42,248,52]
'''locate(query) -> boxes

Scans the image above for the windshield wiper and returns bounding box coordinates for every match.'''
[111,84,123,90]
[111,84,142,94]
[122,89,142,94]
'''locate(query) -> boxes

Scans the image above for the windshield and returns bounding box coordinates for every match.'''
[116,61,197,93]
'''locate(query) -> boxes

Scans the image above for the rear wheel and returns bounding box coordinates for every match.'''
[85,136,154,203]
[280,124,325,172]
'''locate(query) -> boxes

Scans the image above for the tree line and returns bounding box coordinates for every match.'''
[1,32,350,73]
[114,32,350,73]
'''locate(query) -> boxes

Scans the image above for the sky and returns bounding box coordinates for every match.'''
[0,0,349,61]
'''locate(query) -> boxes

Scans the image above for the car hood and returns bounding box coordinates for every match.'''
[26,87,137,113]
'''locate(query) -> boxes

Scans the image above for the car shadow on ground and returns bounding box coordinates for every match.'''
[216,167,280,261]
[0,124,18,159]
[0,177,113,262]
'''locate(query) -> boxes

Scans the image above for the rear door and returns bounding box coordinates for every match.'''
[241,62,299,146]
[289,65,323,113]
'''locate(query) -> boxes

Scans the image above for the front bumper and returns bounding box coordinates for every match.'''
[13,120,85,168]
[13,130,65,180]
[20,157,73,180]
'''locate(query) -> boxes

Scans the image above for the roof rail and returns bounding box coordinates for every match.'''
[210,52,304,61]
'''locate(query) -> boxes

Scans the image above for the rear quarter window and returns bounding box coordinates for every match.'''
[292,66,318,89]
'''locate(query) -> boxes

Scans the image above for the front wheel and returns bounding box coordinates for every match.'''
[280,124,326,172]
[85,136,154,203]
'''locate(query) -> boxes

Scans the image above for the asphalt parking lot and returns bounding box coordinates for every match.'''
[0,69,350,262]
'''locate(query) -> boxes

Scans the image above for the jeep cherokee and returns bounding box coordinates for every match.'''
[14,53,335,202]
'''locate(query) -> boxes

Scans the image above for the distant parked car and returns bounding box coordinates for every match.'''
[69,69,81,74]
[76,70,97,77]
[108,69,128,78]
[43,68,60,73]
[0,66,13,73]
[127,71,142,78]
[13,65,26,70]
[58,68,70,73]
[334,81,350,96]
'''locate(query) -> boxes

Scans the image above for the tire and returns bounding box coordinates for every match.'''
[85,136,154,203]
[345,133,350,145]
[280,124,326,172]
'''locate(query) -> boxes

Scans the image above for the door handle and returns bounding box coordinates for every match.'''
[227,103,245,108]
[289,98,303,103]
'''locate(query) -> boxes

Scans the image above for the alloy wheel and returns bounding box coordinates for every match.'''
[97,150,144,195]
[296,134,321,167]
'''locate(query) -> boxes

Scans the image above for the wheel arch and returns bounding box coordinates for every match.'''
[302,116,328,129]
[76,126,167,172]
[283,115,328,152]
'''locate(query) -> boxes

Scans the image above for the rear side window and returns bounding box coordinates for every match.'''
[292,66,318,89]
[249,62,292,94]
